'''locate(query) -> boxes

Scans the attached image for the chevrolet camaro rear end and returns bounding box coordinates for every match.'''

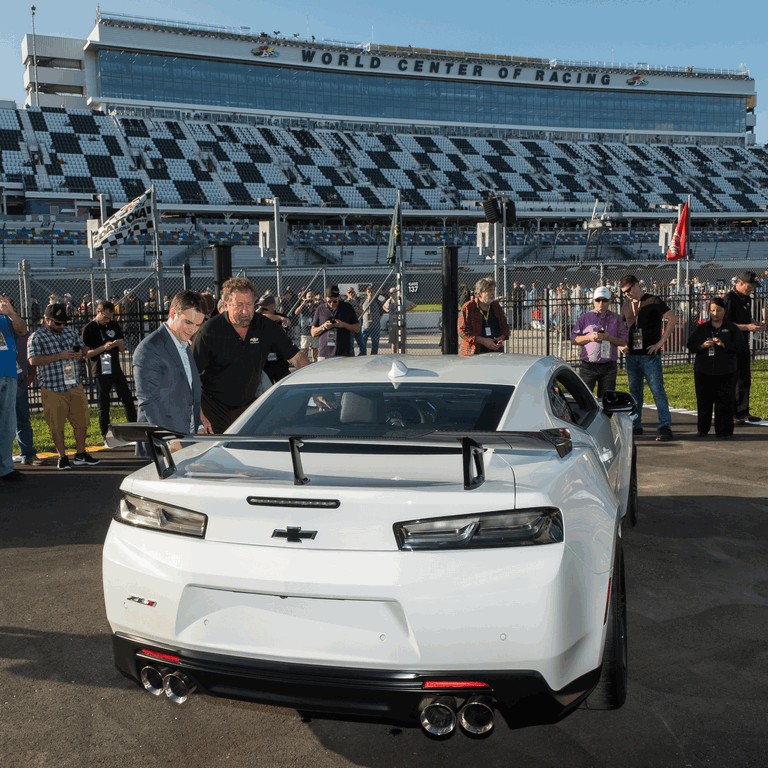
[103,356,629,735]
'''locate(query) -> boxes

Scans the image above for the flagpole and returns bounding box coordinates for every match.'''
[395,190,407,354]
[676,202,682,295]
[98,193,112,302]
[685,194,691,292]
[151,185,164,308]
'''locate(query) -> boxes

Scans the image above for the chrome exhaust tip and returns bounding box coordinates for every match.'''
[162,671,196,705]
[419,696,457,737]
[458,695,495,736]
[139,665,166,697]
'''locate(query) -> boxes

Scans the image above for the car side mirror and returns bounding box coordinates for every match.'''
[602,390,637,416]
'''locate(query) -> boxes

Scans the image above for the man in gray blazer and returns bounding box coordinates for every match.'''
[133,291,212,450]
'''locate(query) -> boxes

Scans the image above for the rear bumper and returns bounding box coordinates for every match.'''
[113,633,600,728]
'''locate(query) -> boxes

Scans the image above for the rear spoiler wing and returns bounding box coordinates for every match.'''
[113,423,572,490]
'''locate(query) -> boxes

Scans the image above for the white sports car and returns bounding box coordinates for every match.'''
[104,354,635,737]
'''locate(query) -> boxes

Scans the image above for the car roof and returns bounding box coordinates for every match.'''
[281,354,564,388]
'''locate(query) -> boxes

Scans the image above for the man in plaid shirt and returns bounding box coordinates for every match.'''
[28,303,100,470]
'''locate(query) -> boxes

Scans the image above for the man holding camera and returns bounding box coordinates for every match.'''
[311,285,360,360]
[28,303,100,470]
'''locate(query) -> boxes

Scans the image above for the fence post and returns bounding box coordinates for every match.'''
[545,290,551,357]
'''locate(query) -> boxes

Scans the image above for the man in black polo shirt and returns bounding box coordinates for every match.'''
[192,277,309,433]
[724,271,765,423]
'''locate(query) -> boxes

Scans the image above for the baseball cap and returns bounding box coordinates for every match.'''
[737,271,760,286]
[258,294,276,307]
[44,303,69,323]
[593,286,612,300]
[326,285,341,298]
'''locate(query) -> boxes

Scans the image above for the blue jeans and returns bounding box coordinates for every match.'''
[15,387,36,458]
[353,329,366,356]
[625,354,671,431]
[362,325,380,355]
[1,376,18,477]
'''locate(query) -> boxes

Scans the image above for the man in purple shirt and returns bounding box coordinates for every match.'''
[570,286,628,397]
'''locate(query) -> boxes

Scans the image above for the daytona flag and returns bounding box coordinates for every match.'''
[665,200,689,261]
[92,188,155,250]
[386,191,402,265]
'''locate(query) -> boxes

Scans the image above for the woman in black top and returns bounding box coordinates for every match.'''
[686,297,743,439]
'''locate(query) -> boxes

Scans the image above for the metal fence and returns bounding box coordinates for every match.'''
[3,259,766,413]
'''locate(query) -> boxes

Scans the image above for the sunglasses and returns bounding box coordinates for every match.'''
[594,298,609,303]
[327,299,339,305]
[48,319,66,327]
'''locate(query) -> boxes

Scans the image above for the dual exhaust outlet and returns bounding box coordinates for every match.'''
[140,665,196,704]
[141,663,494,733]
[419,695,495,737]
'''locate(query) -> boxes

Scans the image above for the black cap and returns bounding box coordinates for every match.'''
[737,271,760,286]
[44,303,69,323]
[326,285,340,298]
[258,294,276,307]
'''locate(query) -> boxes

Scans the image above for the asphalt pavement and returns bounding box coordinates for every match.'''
[1,412,767,768]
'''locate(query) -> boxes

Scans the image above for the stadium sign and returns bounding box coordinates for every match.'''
[295,49,614,88]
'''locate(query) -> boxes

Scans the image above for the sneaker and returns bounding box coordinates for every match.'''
[1,469,24,482]
[656,426,674,442]
[21,455,46,466]
[73,452,100,467]
[57,455,72,471]
[746,414,762,423]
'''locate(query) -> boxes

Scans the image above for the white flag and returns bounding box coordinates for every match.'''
[92,188,155,250]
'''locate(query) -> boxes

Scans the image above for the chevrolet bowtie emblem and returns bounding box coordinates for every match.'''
[272,526,317,543]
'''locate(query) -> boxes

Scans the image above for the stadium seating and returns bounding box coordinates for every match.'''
[4,106,768,218]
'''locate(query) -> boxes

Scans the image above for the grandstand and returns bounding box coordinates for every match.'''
[0,8,766,274]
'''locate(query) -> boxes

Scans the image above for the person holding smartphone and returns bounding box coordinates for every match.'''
[686,297,744,439]
[27,303,100,470]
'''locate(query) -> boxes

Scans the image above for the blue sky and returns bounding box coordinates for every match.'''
[3,0,766,143]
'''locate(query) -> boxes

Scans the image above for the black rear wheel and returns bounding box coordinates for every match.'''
[583,543,627,709]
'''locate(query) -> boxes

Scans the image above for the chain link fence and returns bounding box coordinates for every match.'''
[2,258,766,414]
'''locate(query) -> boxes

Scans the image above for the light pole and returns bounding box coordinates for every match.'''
[30,6,40,107]
[272,197,282,303]
[552,228,565,261]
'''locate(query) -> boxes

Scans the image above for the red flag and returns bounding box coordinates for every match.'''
[666,200,689,261]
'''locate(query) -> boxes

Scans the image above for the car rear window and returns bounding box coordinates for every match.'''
[238,383,514,436]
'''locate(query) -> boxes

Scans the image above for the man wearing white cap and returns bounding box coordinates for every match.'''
[570,286,628,397]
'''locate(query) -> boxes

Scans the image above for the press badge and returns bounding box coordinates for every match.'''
[632,328,643,351]
[62,359,77,386]
[600,340,611,358]
[100,352,112,374]
[0,330,7,352]
[484,326,492,336]
[327,329,337,347]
